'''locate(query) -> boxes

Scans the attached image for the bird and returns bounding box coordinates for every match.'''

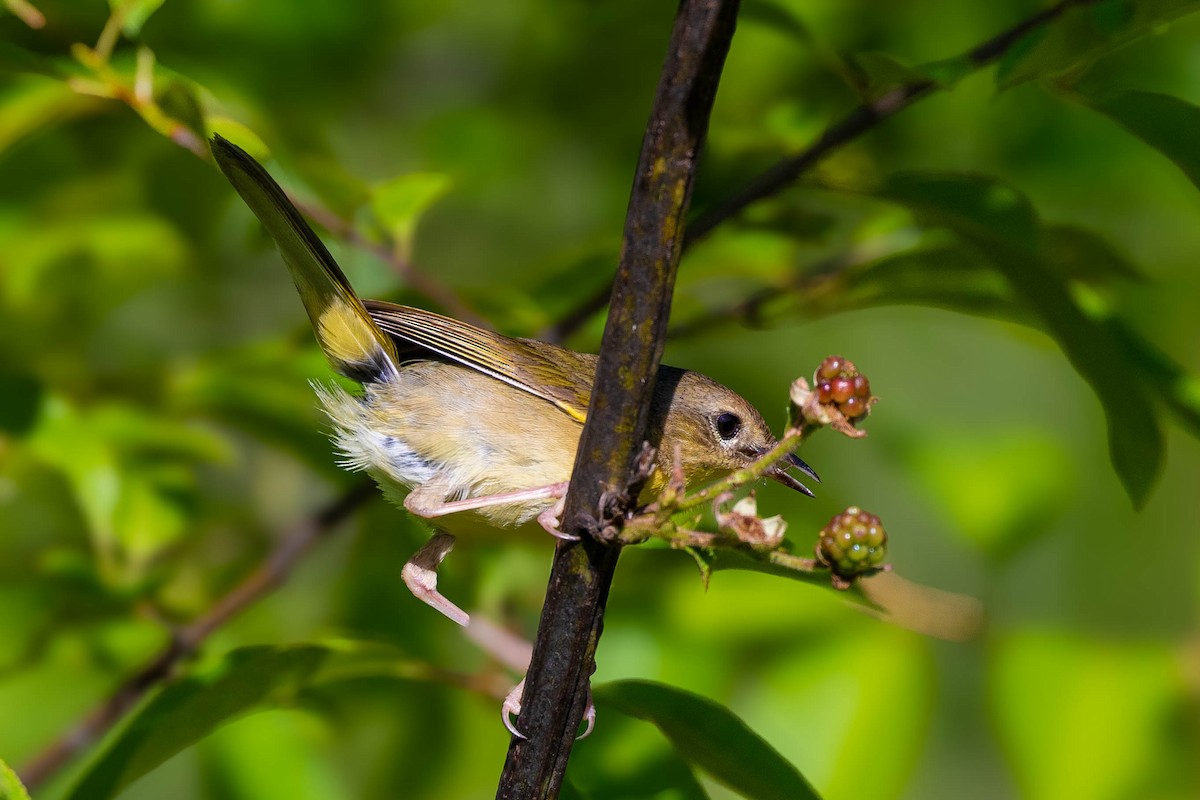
[210,133,818,734]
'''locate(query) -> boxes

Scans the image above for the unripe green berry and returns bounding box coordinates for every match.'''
[816,506,887,580]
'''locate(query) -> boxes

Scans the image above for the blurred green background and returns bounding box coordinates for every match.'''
[2,0,1199,798]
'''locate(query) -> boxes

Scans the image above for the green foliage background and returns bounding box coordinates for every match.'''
[2,0,1199,798]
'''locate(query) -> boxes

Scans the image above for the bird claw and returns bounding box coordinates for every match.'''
[537,496,578,541]
[501,677,596,740]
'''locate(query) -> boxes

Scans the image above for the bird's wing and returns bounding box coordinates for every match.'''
[365,301,593,423]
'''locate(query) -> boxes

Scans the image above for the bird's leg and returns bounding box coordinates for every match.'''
[404,480,575,540]
[401,531,468,626]
[502,676,596,741]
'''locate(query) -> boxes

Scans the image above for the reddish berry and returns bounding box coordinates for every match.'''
[816,381,833,403]
[842,395,865,418]
[817,356,844,381]
[829,377,854,404]
[852,374,870,397]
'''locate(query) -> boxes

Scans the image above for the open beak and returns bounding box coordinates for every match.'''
[764,452,820,498]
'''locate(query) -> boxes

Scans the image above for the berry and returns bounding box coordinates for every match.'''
[816,506,887,581]
[817,356,844,381]
[810,356,875,427]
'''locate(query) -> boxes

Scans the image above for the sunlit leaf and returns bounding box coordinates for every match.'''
[205,116,270,161]
[1075,89,1200,191]
[370,172,452,256]
[996,0,1200,88]
[65,641,454,800]
[595,680,822,800]
[0,758,31,800]
[875,172,1163,506]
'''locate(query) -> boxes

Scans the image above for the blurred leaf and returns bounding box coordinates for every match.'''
[905,428,1074,558]
[170,342,344,475]
[1038,223,1143,282]
[595,680,822,800]
[370,172,451,256]
[990,632,1181,800]
[291,151,371,219]
[197,712,343,800]
[876,172,1163,506]
[740,0,811,44]
[0,758,30,800]
[66,641,451,800]
[0,77,103,156]
[846,52,934,98]
[1074,89,1200,191]
[205,116,269,161]
[157,79,207,146]
[0,42,65,78]
[27,396,227,582]
[0,369,41,435]
[1,212,189,309]
[996,0,1200,89]
[109,0,165,37]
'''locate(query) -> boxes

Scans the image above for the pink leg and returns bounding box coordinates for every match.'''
[401,532,469,626]
[405,481,575,540]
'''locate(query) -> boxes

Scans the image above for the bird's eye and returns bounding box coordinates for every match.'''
[714,412,742,441]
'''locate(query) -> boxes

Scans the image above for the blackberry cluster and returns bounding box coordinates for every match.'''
[814,355,871,420]
[816,506,887,579]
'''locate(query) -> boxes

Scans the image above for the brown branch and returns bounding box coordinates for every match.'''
[542,0,1101,344]
[494,2,741,796]
[17,480,377,792]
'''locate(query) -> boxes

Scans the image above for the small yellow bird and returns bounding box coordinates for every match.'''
[210,135,818,629]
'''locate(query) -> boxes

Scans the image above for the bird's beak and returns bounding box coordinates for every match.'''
[764,451,820,498]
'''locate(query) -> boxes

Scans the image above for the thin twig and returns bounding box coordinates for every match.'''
[17,481,377,792]
[495,2,741,796]
[543,0,1100,344]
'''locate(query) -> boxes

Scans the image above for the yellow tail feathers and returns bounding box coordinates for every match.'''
[211,134,398,383]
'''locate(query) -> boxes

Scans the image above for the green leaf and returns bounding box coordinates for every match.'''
[876,172,1163,506]
[0,758,31,800]
[595,680,821,800]
[66,641,447,800]
[108,0,166,37]
[1075,89,1200,191]
[0,42,66,78]
[847,52,934,98]
[27,397,229,583]
[740,0,812,44]
[996,0,1200,89]
[0,368,41,435]
[370,172,451,255]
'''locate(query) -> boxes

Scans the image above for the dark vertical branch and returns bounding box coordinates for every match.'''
[494,1,740,797]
